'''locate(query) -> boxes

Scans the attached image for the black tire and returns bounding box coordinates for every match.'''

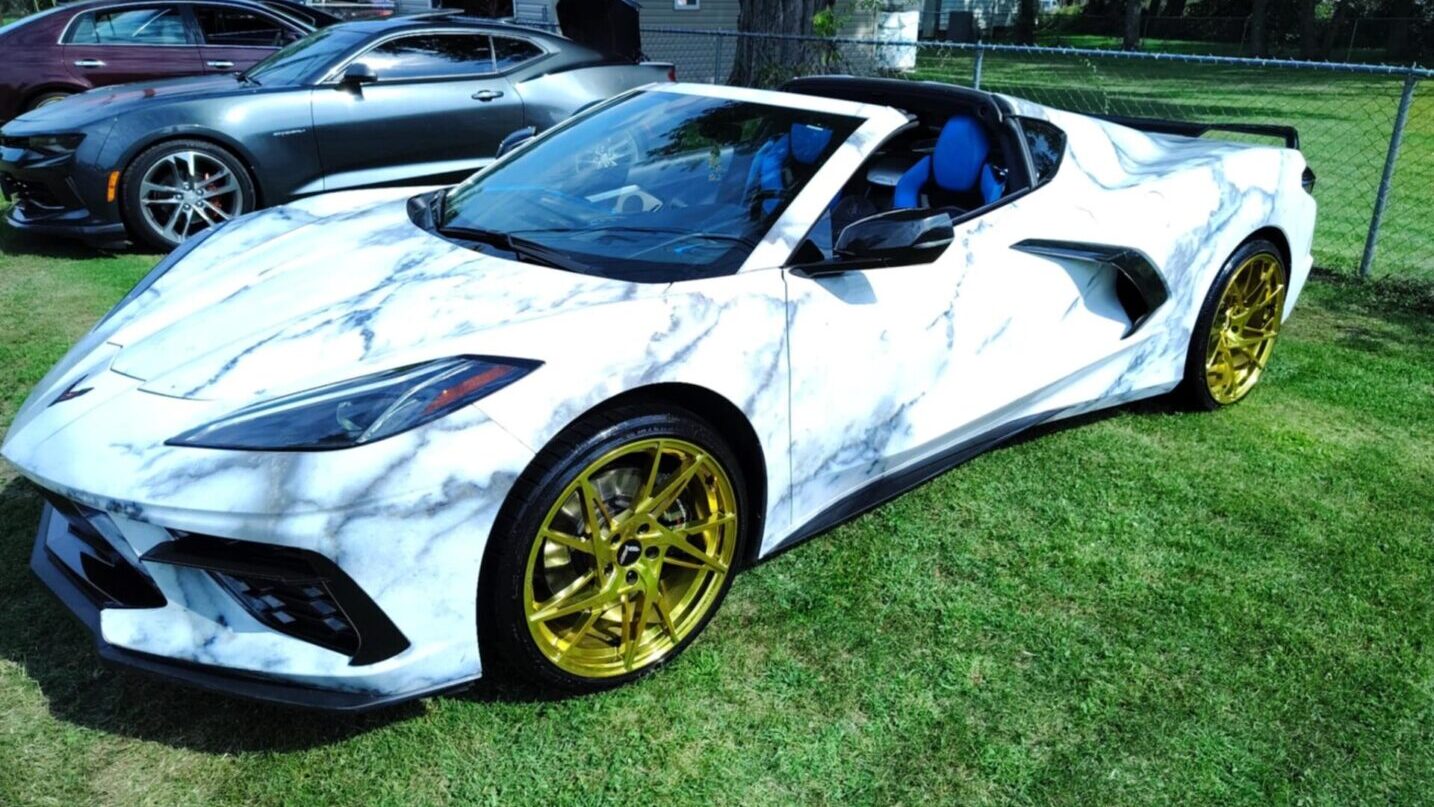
[120,139,256,251]
[26,91,73,112]
[1181,238,1288,410]
[479,403,749,694]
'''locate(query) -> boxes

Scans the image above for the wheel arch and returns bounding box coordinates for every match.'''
[118,129,266,208]
[1246,225,1291,268]
[584,383,769,568]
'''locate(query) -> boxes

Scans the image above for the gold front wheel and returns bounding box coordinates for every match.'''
[522,436,740,680]
[1199,247,1287,406]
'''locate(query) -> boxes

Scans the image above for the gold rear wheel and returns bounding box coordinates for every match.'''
[1203,251,1287,405]
[522,437,739,679]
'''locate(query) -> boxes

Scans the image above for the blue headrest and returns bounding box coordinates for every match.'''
[932,115,989,192]
[789,122,833,165]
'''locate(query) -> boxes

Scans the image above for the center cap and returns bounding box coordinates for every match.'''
[616,541,642,567]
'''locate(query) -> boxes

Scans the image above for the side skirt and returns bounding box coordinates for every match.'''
[755,409,1061,565]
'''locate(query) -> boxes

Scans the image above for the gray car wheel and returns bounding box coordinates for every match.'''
[121,140,256,251]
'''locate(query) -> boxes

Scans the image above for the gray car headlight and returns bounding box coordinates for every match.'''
[167,356,540,451]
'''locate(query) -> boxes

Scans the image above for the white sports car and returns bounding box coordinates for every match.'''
[3,77,1315,708]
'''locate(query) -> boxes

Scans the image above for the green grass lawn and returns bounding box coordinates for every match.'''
[1,220,1432,805]
[904,49,1434,284]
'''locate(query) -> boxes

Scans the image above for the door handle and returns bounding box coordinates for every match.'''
[73,59,106,69]
[472,89,504,102]
[207,60,235,70]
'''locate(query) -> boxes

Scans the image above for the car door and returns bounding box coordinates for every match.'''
[190,2,307,74]
[61,3,202,88]
[782,173,1138,529]
[310,30,524,192]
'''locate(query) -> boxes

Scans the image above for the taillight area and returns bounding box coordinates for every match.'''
[1302,166,1317,193]
[667,66,677,82]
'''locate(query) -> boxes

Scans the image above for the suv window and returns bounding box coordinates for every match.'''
[362,33,495,80]
[1019,117,1066,183]
[68,5,190,45]
[195,5,298,47]
[492,36,542,71]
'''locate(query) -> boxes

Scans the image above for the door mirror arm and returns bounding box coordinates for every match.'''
[339,63,378,91]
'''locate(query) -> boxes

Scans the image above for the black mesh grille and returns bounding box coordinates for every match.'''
[211,572,360,658]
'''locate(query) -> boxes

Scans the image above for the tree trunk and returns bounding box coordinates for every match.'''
[1015,0,1039,44]
[1319,0,1349,58]
[729,0,824,87]
[1122,0,1142,50]
[1298,0,1318,59]
[1248,0,1270,57]
[1165,0,1187,17]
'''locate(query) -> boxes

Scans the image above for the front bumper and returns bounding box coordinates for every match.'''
[30,503,471,711]
[0,138,127,245]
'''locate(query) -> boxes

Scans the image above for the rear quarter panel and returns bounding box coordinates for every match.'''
[512,65,670,130]
[0,10,85,121]
[1003,98,1315,392]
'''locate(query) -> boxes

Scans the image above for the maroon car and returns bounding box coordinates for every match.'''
[0,0,325,123]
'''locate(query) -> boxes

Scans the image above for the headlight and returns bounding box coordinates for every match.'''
[94,220,227,330]
[167,356,540,451]
[22,133,84,156]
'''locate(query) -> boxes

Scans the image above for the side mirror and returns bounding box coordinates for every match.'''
[339,62,378,89]
[833,209,955,265]
[496,126,537,158]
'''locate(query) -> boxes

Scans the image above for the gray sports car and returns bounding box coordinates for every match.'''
[0,6,671,249]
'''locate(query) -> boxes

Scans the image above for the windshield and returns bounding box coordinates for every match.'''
[437,90,861,281]
[243,28,364,85]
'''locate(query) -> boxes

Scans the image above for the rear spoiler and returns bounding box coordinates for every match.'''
[1096,114,1300,150]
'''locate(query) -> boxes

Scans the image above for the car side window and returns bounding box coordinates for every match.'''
[1018,117,1066,184]
[362,33,495,80]
[67,5,190,45]
[194,5,299,48]
[492,36,543,71]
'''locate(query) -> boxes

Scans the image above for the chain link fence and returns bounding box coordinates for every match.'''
[643,27,1432,283]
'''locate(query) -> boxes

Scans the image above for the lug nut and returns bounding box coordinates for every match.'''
[645,546,659,559]
[626,570,638,584]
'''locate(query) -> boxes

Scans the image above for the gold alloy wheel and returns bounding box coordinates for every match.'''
[523,438,739,678]
[1204,252,1287,405]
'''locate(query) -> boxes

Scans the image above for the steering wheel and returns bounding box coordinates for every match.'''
[575,131,641,175]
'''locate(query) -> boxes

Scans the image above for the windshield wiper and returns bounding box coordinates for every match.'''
[436,225,593,274]
[512,226,754,245]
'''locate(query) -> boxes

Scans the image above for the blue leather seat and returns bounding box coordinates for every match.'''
[745,122,834,216]
[892,115,1004,210]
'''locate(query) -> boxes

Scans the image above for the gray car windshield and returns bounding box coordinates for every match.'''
[243,28,365,85]
[437,90,861,281]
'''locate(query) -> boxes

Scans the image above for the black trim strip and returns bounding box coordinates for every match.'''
[758,410,1058,563]
[1013,239,1170,337]
[1096,114,1300,150]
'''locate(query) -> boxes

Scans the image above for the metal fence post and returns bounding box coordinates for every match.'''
[713,32,724,84]
[972,42,984,90]
[1359,72,1418,279]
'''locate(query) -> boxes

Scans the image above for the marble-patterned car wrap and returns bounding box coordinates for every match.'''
[1,84,1315,701]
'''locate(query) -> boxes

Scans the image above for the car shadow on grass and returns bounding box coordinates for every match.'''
[0,221,133,261]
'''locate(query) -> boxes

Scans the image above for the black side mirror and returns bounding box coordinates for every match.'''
[339,62,378,90]
[833,209,955,266]
[496,126,537,158]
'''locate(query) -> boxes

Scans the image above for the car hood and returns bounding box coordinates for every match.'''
[4,74,268,133]
[18,189,648,423]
